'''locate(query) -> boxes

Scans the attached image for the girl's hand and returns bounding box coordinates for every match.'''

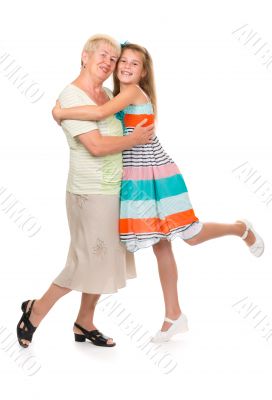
[52,100,62,126]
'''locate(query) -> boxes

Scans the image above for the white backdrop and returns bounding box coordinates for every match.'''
[0,0,271,398]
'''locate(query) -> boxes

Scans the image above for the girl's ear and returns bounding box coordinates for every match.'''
[141,69,147,79]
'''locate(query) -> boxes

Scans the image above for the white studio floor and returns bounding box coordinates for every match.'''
[1,0,272,399]
[1,189,271,399]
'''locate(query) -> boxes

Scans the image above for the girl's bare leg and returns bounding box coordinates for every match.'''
[184,221,256,246]
[153,240,182,332]
[151,221,256,333]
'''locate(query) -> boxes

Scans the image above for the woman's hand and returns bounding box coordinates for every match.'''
[52,100,62,126]
[131,119,155,145]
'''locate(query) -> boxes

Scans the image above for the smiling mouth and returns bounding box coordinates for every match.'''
[121,71,133,76]
[100,66,109,73]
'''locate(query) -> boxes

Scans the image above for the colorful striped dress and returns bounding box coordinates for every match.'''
[116,88,203,253]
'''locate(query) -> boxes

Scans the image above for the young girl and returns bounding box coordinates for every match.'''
[52,43,264,343]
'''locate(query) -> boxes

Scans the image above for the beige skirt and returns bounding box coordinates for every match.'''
[53,191,136,294]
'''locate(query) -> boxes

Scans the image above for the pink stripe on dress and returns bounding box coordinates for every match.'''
[123,163,180,180]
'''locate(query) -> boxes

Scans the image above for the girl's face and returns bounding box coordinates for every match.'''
[117,49,145,85]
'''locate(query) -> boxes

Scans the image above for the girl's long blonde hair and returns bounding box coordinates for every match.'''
[113,43,157,118]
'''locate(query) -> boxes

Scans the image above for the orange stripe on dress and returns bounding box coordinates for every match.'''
[124,114,155,128]
[119,209,199,234]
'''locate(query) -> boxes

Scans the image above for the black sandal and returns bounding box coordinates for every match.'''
[74,322,116,347]
[17,300,37,348]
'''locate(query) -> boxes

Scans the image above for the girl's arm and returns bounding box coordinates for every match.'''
[52,85,140,123]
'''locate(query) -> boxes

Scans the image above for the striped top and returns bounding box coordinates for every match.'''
[59,84,123,195]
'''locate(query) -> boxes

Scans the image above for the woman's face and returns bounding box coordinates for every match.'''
[83,42,119,82]
[117,49,145,85]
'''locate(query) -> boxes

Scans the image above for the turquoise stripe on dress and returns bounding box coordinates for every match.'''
[120,192,194,219]
[121,174,188,201]
[123,103,153,114]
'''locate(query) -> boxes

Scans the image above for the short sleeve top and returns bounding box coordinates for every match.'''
[58,84,123,194]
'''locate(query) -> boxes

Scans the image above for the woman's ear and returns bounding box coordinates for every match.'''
[81,50,88,67]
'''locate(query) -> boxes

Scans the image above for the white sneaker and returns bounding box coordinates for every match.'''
[237,219,265,257]
[151,314,189,343]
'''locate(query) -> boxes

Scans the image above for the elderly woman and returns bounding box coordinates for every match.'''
[16,34,154,348]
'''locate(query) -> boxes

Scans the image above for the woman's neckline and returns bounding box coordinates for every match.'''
[69,83,110,104]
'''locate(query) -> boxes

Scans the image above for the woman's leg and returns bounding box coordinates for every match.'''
[184,221,256,246]
[153,240,182,332]
[73,293,114,345]
[21,285,114,345]
[20,283,71,346]
[74,293,100,331]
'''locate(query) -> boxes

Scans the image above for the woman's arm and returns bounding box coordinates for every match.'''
[78,119,154,156]
[52,85,140,123]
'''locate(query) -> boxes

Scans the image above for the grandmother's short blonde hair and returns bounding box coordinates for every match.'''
[81,34,121,66]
